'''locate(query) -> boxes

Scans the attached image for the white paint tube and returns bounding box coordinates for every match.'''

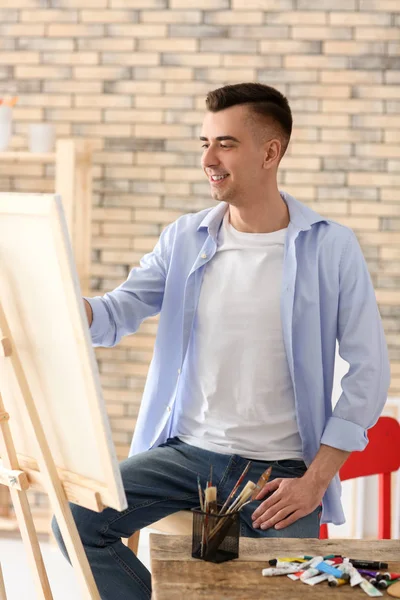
[304,573,330,586]
[306,556,324,568]
[287,571,306,580]
[300,568,320,581]
[339,562,363,586]
[262,566,302,576]
[336,562,351,580]
[287,573,304,581]
[280,556,323,570]
[360,578,383,597]
[276,559,304,568]
[349,567,364,587]
[286,556,325,581]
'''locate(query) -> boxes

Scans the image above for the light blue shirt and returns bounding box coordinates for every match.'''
[86,191,390,525]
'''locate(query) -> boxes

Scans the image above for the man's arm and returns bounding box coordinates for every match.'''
[252,230,390,530]
[84,298,93,327]
[320,230,390,452]
[251,444,349,530]
[83,221,175,348]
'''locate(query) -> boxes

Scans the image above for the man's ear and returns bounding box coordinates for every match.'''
[263,139,281,169]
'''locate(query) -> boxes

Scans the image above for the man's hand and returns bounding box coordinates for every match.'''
[251,476,325,531]
[251,444,350,531]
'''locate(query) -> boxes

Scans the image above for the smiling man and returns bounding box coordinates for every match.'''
[52,83,390,600]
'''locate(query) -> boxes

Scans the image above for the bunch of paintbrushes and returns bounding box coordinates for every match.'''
[195,462,272,560]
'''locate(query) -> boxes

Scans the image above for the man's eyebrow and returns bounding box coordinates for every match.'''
[199,135,240,143]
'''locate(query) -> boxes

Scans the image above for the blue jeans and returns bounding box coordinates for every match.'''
[52,437,321,600]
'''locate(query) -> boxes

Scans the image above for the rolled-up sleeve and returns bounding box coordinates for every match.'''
[83,223,173,348]
[321,231,391,452]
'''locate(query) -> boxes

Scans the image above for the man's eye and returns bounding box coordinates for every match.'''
[220,145,232,148]
[201,144,209,149]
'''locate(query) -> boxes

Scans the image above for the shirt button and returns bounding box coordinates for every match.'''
[167,406,172,413]
[201,253,207,259]
[177,368,181,374]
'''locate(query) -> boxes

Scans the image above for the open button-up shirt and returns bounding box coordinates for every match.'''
[86,191,390,525]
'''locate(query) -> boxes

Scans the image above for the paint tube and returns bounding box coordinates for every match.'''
[336,562,351,579]
[376,572,400,581]
[276,560,305,568]
[262,566,302,576]
[303,573,330,586]
[360,578,383,597]
[306,556,324,568]
[340,562,363,587]
[287,571,306,580]
[300,568,320,581]
[275,557,307,563]
[328,576,348,587]
[314,561,345,578]
[274,555,323,581]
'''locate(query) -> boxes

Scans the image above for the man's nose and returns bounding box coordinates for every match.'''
[202,146,220,168]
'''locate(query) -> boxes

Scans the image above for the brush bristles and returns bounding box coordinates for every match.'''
[239,481,256,503]
[233,481,256,505]
[205,486,217,504]
[226,480,257,513]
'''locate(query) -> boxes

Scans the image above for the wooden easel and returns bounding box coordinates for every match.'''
[0,308,101,599]
[0,139,93,533]
[0,563,7,600]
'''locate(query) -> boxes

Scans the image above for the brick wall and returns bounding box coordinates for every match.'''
[1,1,399,471]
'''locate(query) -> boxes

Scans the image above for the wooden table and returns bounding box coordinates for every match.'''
[150,534,400,600]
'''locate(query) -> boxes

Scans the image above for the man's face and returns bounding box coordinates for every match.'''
[200,105,272,205]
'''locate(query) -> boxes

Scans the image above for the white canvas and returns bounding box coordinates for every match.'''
[0,192,127,512]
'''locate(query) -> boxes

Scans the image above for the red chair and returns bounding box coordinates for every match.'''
[319,416,400,539]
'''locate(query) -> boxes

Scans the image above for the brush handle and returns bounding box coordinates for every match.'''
[251,466,272,499]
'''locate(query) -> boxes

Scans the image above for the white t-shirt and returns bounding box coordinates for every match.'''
[177,209,303,461]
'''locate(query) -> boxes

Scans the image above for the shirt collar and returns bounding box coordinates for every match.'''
[197,190,327,239]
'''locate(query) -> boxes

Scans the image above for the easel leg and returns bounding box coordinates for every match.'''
[0,323,101,600]
[0,388,53,599]
[8,486,53,599]
[0,486,10,518]
[0,562,7,600]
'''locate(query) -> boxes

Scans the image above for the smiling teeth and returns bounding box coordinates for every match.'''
[212,175,228,181]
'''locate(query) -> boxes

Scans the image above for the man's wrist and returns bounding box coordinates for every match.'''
[302,467,331,492]
[84,299,93,327]
[302,444,351,491]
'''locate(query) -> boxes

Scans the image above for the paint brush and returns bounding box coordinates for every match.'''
[218,460,252,515]
[208,481,257,543]
[251,465,272,500]
[238,499,252,511]
[227,481,257,513]
[205,486,217,514]
[200,485,216,557]
[197,475,204,512]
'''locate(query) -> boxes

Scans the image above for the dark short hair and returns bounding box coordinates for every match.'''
[206,82,292,157]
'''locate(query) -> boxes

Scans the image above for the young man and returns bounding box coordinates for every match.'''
[53,83,390,600]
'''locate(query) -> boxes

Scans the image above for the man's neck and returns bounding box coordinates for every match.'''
[228,192,290,234]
